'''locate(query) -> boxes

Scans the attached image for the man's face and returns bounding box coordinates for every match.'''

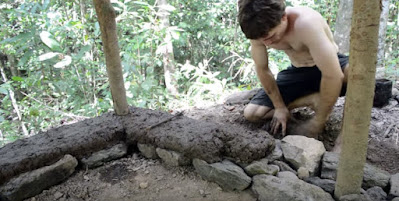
[258,15,288,46]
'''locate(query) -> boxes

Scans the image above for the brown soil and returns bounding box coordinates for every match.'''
[31,154,256,201]
[28,84,399,201]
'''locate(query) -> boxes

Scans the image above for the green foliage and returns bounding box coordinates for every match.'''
[0,0,398,147]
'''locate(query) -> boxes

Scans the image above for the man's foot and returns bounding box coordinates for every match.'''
[288,118,324,139]
[331,144,342,153]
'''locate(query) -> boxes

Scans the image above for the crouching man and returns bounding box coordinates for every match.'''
[238,0,349,151]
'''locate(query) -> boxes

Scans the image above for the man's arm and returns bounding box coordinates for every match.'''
[250,40,290,134]
[250,40,286,108]
[299,22,344,125]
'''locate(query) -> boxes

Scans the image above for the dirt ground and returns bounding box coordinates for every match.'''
[31,154,256,201]
[29,83,399,201]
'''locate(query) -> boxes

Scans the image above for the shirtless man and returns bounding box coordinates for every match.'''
[238,0,349,149]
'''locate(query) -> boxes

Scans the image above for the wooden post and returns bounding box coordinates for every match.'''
[93,0,129,115]
[334,0,381,198]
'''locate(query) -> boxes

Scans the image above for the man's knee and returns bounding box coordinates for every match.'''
[244,104,273,122]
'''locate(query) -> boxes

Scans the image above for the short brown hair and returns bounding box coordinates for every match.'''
[238,0,286,39]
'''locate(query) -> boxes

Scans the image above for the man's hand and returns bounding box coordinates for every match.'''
[270,107,290,136]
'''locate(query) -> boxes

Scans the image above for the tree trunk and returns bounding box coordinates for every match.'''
[377,0,390,69]
[334,0,381,198]
[158,0,179,95]
[93,0,128,115]
[333,0,353,54]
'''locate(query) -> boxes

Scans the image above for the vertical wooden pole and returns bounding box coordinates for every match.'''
[334,0,381,198]
[93,0,129,115]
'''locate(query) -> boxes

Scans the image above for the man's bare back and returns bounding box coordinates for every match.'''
[261,7,339,68]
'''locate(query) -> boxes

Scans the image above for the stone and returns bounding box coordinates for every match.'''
[266,139,283,162]
[244,159,279,176]
[139,182,149,189]
[392,88,399,97]
[0,155,78,201]
[297,167,310,180]
[281,136,326,175]
[321,152,390,189]
[81,143,127,168]
[338,194,372,201]
[362,163,390,189]
[156,148,191,166]
[271,160,297,174]
[366,186,387,201]
[277,171,298,180]
[390,173,399,198]
[321,152,340,180]
[137,143,158,159]
[54,192,63,200]
[252,174,334,201]
[193,158,251,191]
[305,177,336,195]
[392,198,399,201]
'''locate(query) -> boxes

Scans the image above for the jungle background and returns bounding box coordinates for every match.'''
[0,0,398,147]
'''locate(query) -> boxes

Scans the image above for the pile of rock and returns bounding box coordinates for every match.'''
[0,144,128,201]
[1,134,398,201]
[138,135,399,201]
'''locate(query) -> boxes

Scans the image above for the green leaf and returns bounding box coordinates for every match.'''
[18,50,34,66]
[75,45,91,60]
[54,56,72,68]
[0,32,33,44]
[29,109,40,117]
[0,87,8,95]
[38,52,59,61]
[39,31,62,52]
[0,115,4,122]
[12,76,24,82]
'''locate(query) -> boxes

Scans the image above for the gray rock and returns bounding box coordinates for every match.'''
[252,174,334,201]
[321,152,340,180]
[321,152,390,189]
[81,143,127,169]
[266,140,283,162]
[297,167,310,180]
[366,186,387,201]
[0,155,78,201]
[193,159,251,191]
[271,160,297,174]
[305,177,336,194]
[244,159,279,176]
[156,148,191,166]
[363,163,390,189]
[277,171,298,180]
[392,88,399,97]
[281,136,326,175]
[338,194,372,201]
[392,197,399,201]
[390,173,399,198]
[137,143,158,159]
[224,88,261,105]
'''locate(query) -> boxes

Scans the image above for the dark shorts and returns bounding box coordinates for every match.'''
[250,54,349,108]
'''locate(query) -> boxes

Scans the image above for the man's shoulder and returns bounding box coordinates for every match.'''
[290,7,325,33]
